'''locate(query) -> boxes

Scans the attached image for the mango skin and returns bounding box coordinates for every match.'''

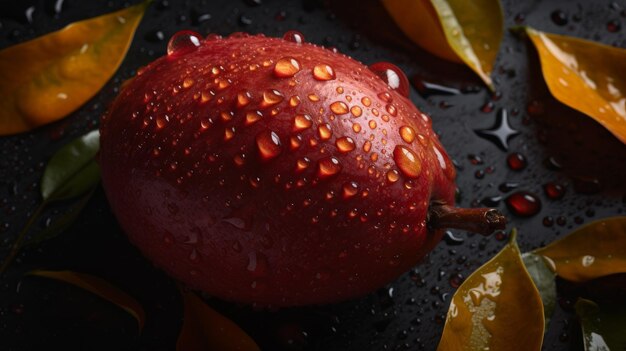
[99,34,456,306]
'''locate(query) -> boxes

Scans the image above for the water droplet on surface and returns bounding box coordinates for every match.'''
[317,157,342,179]
[368,62,410,97]
[245,111,263,125]
[607,19,621,32]
[237,90,252,108]
[506,152,527,171]
[256,131,282,161]
[283,30,305,43]
[551,10,568,26]
[167,30,202,56]
[543,182,565,199]
[295,157,311,172]
[386,170,400,183]
[581,255,595,267]
[261,89,284,108]
[313,64,336,81]
[330,101,349,115]
[474,109,519,151]
[274,57,301,78]
[342,182,359,199]
[393,146,422,178]
[350,106,362,117]
[293,114,313,131]
[336,136,356,153]
[247,251,269,277]
[317,123,332,140]
[399,126,416,143]
[506,191,541,217]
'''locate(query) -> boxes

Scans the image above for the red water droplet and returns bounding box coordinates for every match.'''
[342,182,359,199]
[506,152,527,171]
[295,157,311,173]
[368,62,410,97]
[393,145,422,178]
[335,136,356,153]
[506,191,541,217]
[318,123,333,140]
[386,170,400,183]
[313,64,336,81]
[245,111,263,125]
[247,251,268,277]
[293,114,313,131]
[330,101,349,115]
[274,57,301,78]
[261,89,284,108]
[205,33,222,41]
[237,90,252,108]
[543,182,565,199]
[317,156,342,179]
[399,126,415,143]
[283,30,305,44]
[256,130,282,161]
[167,30,202,56]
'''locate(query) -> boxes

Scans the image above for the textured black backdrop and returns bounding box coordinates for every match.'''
[1,0,626,350]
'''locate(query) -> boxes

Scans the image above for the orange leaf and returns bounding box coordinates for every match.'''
[524,26,626,144]
[0,1,150,135]
[28,270,145,331]
[177,288,260,351]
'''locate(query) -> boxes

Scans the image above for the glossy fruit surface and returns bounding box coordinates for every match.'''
[99,32,456,306]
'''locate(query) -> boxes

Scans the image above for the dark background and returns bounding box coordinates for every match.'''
[1,0,626,350]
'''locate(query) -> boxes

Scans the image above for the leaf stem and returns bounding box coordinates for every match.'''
[0,200,48,275]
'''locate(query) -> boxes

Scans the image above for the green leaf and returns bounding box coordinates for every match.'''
[177,287,260,351]
[42,129,101,201]
[437,230,544,351]
[25,188,95,246]
[534,217,626,282]
[28,270,145,331]
[575,298,626,351]
[522,252,557,327]
[383,0,503,90]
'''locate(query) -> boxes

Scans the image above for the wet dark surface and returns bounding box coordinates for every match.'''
[1,0,626,350]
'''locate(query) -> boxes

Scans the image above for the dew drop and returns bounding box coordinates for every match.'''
[361,96,372,107]
[274,57,301,78]
[317,156,342,179]
[399,126,416,143]
[245,110,263,125]
[313,64,336,81]
[261,89,284,108]
[318,123,332,140]
[393,145,422,178]
[336,136,356,153]
[296,157,311,172]
[237,90,252,108]
[505,191,541,217]
[543,182,565,200]
[350,105,362,117]
[386,170,400,183]
[256,130,282,161]
[330,101,349,115]
[352,123,362,133]
[289,95,301,107]
[283,30,305,44]
[368,62,410,97]
[293,114,313,131]
[167,30,202,56]
[506,152,527,171]
[183,77,194,88]
[247,251,268,277]
[342,182,359,199]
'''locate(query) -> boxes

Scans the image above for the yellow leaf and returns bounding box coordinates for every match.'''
[535,216,626,282]
[0,1,150,136]
[27,270,145,331]
[523,27,626,144]
[177,288,260,351]
[383,0,503,90]
[437,230,544,351]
